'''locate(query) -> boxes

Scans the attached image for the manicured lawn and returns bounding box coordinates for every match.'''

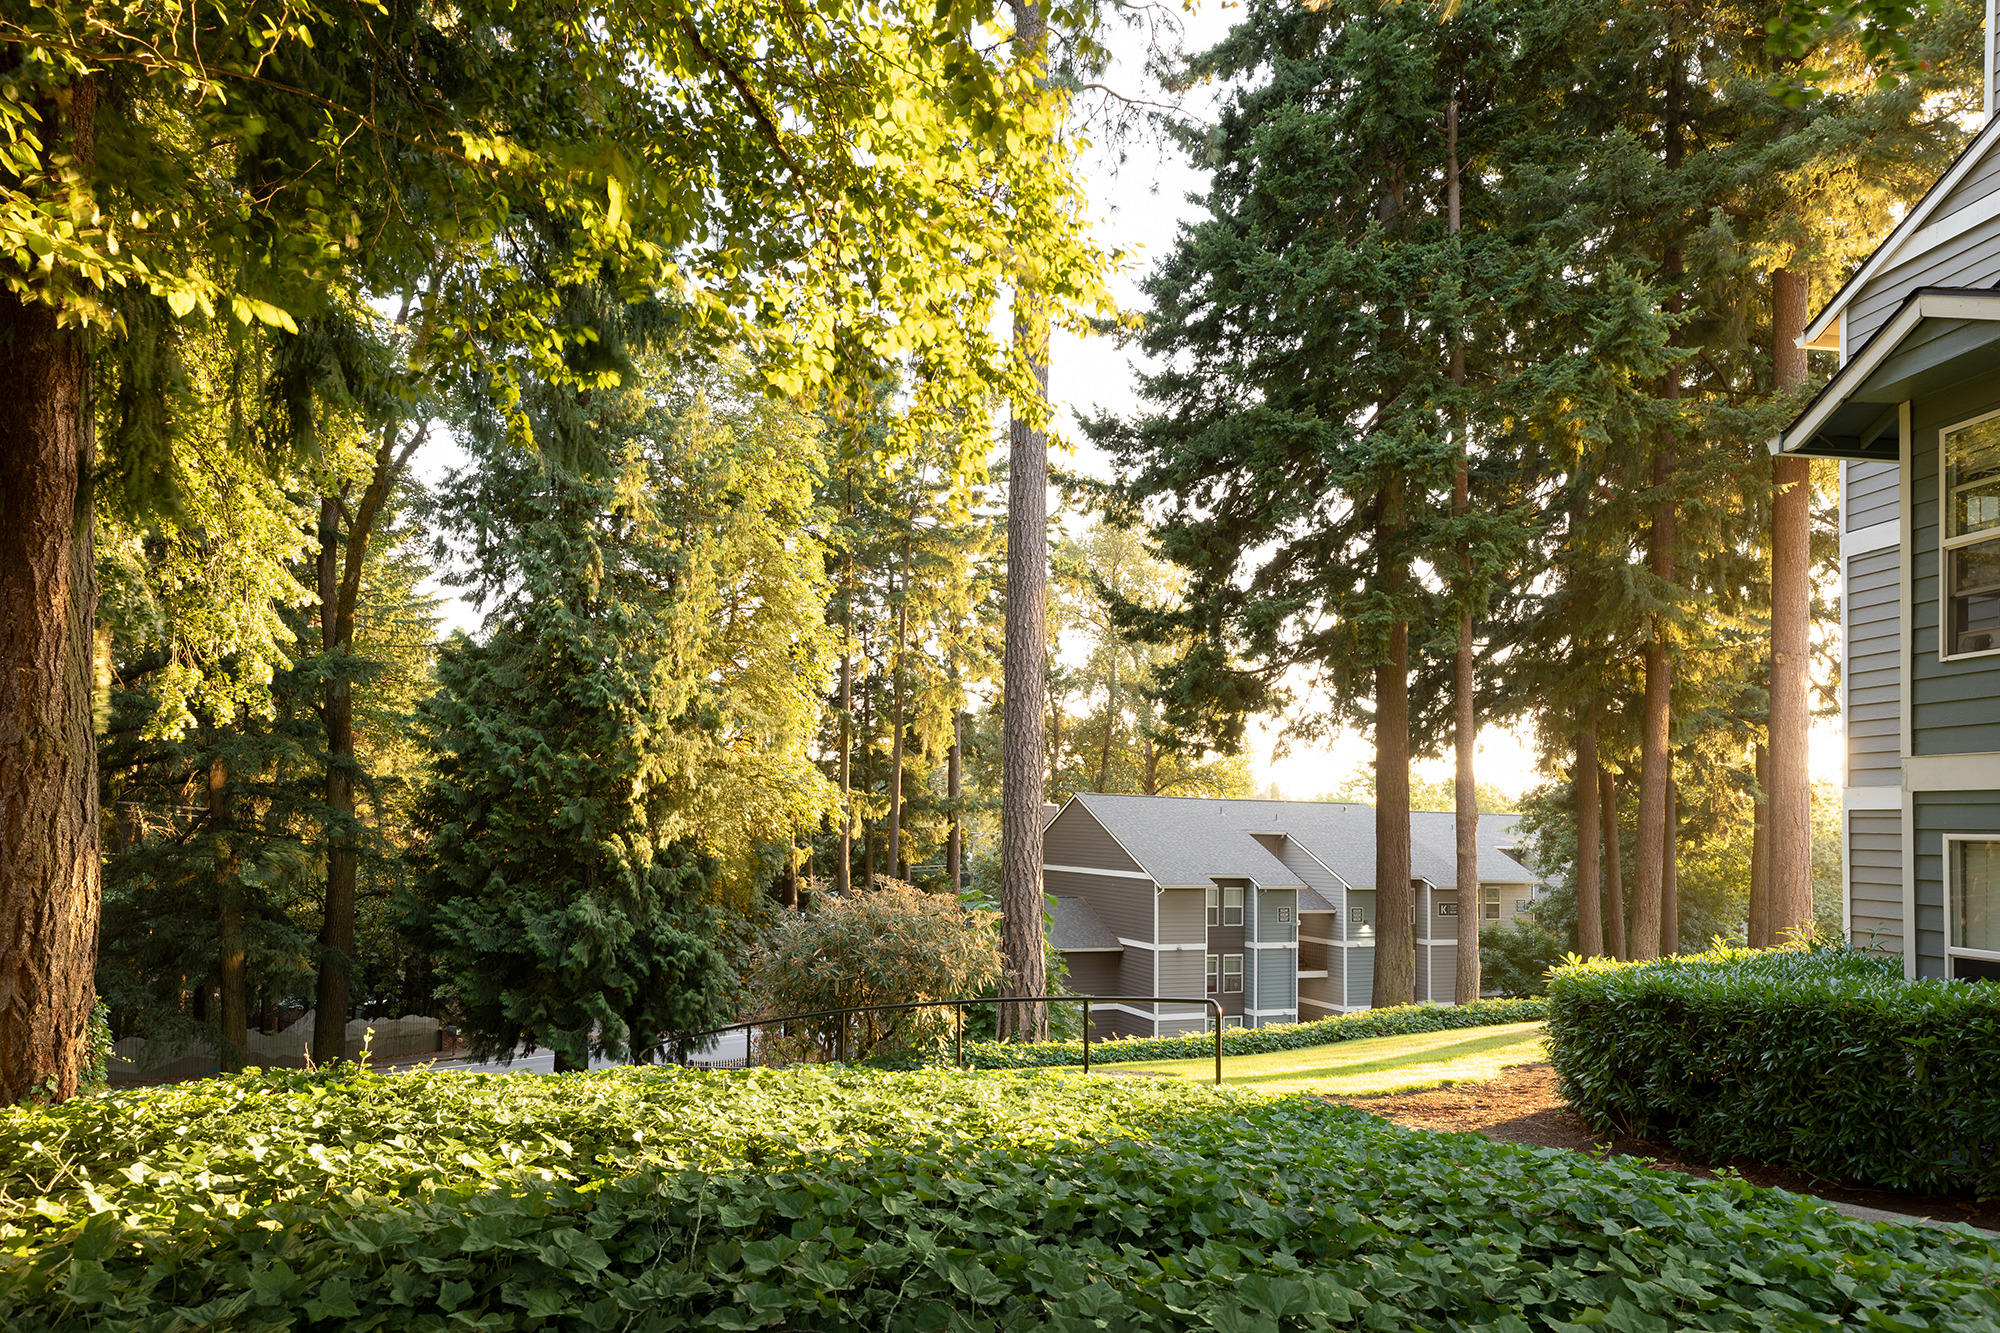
[1113,1020,1548,1093]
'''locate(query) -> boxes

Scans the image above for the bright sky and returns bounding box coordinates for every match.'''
[423,5,1844,801]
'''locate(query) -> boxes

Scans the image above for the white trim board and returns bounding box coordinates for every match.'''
[1843,519,1901,558]
[1043,862,1152,881]
[1903,753,2000,790]
[1785,294,2000,454]
[1845,786,1903,811]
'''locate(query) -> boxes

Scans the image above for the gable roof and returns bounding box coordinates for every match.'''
[1778,287,2000,457]
[1049,896,1121,953]
[1060,794,1534,892]
[1802,118,2000,352]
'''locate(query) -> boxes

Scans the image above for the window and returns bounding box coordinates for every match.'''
[1221,1016,1244,1030]
[1206,886,1219,927]
[1205,954,1219,994]
[1222,955,1244,993]
[1223,885,1244,927]
[1942,411,2000,658]
[1948,837,2000,961]
[1483,885,1501,920]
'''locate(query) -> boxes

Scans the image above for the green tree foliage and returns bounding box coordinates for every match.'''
[410,353,830,1068]
[747,880,1004,1062]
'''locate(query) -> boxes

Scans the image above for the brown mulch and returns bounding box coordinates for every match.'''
[1323,1063,2000,1233]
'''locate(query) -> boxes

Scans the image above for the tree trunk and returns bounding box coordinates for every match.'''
[1749,741,1771,946]
[0,261,104,1105]
[1769,267,1814,943]
[314,496,359,1065]
[214,757,247,1072]
[1661,770,1679,955]
[1575,731,1603,957]
[1445,97,1480,1005]
[1373,619,1416,1008]
[1631,445,1676,961]
[947,711,963,894]
[1601,766,1625,959]
[837,517,854,896]
[887,575,907,874]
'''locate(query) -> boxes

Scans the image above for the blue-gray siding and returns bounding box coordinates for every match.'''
[1912,790,2000,978]
[1846,459,1900,532]
[1847,209,2000,350]
[1345,948,1375,1008]
[1255,948,1296,1024]
[1847,809,1903,958]
[1909,380,2000,756]
[1846,545,1903,786]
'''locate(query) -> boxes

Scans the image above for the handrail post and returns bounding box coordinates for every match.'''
[1082,998,1091,1073]
[955,1004,964,1069]
[1211,1000,1222,1086]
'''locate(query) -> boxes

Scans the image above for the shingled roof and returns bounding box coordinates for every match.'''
[1048,896,1121,953]
[1060,794,1533,892]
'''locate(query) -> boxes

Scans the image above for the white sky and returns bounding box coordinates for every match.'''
[423,5,1844,802]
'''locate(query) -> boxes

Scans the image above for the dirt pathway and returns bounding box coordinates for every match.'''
[1324,1063,2000,1234]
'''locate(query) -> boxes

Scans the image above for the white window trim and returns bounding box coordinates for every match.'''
[1944,834,2000,970]
[1937,406,2000,663]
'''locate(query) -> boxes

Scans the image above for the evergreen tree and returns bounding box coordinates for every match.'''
[411,352,830,1067]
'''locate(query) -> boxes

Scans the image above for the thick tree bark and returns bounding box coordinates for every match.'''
[214,757,247,1072]
[0,271,103,1105]
[1769,268,1814,942]
[1601,766,1625,959]
[1373,619,1416,1008]
[999,0,1052,1041]
[1575,731,1604,957]
[1749,741,1772,946]
[1661,771,1679,955]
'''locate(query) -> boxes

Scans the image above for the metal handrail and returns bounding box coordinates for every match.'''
[681,994,1229,1085]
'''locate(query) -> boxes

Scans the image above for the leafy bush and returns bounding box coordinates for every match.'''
[748,880,1002,1062]
[1481,918,1570,997]
[3,1064,1995,1331]
[1546,942,2000,1196]
[965,997,1545,1067]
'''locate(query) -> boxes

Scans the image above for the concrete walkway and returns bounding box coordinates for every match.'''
[1816,1197,1998,1238]
[383,1029,751,1076]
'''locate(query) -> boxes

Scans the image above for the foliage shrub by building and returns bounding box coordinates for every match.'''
[965,997,1545,1068]
[2,1065,1996,1330]
[1546,943,2000,1195]
[749,881,1003,1062]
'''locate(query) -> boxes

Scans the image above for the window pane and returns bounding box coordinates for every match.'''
[1205,955,1218,994]
[1950,538,2000,655]
[1953,840,2000,954]
[1223,885,1244,926]
[1206,886,1218,926]
[1223,955,1243,992]
[1947,416,2000,538]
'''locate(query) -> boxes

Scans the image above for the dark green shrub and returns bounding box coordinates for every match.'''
[1481,919,1570,997]
[964,997,1544,1067]
[1546,942,2000,1196]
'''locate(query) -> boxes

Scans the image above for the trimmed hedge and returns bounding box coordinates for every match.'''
[963,996,1545,1067]
[1546,943,2000,1196]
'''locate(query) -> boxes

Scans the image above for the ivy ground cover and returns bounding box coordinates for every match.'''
[3,1065,1998,1332]
[1110,1021,1548,1094]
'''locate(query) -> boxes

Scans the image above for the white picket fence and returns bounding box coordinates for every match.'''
[107,1013,444,1084]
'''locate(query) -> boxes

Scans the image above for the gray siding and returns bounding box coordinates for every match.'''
[1846,544,1903,786]
[1159,888,1206,946]
[1847,809,1904,958]
[1254,948,1296,1024]
[1297,912,1342,1012]
[1043,867,1153,948]
[1346,889,1376,942]
[1266,841,1347,911]
[1425,943,1458,1004]
[1912,790,2000,978]
[1909,380,2000,756]
[1157,948,1207,1033]
[1847,209,2000,349]
[1345,948,1375,1008]
[1255,887,1296,943]
[1846,459,1901,532]
[1044,806,1145,874]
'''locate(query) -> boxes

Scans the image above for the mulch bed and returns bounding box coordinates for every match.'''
[1324,1063,2000,1233]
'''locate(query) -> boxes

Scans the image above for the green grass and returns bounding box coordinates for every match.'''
[1112,1020,1548,1093]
